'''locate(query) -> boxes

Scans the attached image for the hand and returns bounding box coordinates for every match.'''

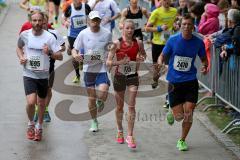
[201,65,208,75]
[73,54,83,62]
[64,19,70,28]
[102,17,111,25]
[20,57,27,65]
[136,54,145,62]
[43,44,49,55]
[220,50,227,58]
[161,24,168,31]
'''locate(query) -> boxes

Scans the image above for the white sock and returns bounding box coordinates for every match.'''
[28,121,35,126]
[36,123,42,129]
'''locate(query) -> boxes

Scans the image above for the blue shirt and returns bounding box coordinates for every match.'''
[162,33,206,83]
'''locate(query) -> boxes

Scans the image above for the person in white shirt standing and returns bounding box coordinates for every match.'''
[88,0,120,32]
[16,11,62,141]
[72,11,112,132]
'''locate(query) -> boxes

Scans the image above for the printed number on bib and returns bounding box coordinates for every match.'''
[26,55,44,71]
[84,50,104,64]
[173,55,192,72]
[72,16,86,29]
[119,61,137,76]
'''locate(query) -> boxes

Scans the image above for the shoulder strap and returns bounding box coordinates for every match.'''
[48,30,57,40]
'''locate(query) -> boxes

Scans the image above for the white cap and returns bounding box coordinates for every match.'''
[88,11,101,20]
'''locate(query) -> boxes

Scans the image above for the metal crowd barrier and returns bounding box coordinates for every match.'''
[196,37,240,134]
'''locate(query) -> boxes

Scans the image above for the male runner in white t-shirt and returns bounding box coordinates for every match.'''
[72,11,112,132]
[16,11,62,141]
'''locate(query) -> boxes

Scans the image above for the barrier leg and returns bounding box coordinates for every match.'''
[197,96,215,106]
[222,119,240,133]
[203,104,225,112]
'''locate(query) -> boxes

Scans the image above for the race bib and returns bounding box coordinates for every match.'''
[72,16,86,29]
[26,54,45,71]
[84,50,104,64]
[132,19,142,30]
[118,61,137,76]
[173,55,192,72]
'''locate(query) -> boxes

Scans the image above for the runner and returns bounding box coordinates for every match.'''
[119,0,150,40]
[48,0,61,27]
[16,11,62,141]
[63,0,91,84]
[88,0,120,32]
[107,19,146,149]
[33,12,66,122]
[20,0,48,13]
[72,11,112,132]
[157,14,208,151]
[145,0,177,89]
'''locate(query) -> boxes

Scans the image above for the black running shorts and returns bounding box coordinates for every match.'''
[168,79,199,108]
[23,76,48,98]
[113,73,139,92]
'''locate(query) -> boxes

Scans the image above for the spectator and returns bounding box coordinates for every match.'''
[188,2,205,32]
[198,3,220,35]
[231,0,240,10]
[220,9,240,58]
[217,0,229,29]
[177,0,188,16]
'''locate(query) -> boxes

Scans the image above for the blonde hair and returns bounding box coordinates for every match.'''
[123,19,135,29]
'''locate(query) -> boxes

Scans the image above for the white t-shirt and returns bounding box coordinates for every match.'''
[18,29,61,79]
[73,27,112,73]
[88,0,120,31]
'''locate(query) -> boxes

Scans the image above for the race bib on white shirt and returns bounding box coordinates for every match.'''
[25,50,47,71]
[84,49,105,64]
[72,16,87,29]
[173,55,192,72]
[118,61,137,76]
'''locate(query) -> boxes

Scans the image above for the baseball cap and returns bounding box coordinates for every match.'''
[88,11,101,20]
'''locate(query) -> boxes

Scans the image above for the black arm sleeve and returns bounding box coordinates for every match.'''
[85,4,91,15]
[64,6,72,18]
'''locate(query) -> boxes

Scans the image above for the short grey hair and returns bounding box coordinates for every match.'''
[227,9,240,23]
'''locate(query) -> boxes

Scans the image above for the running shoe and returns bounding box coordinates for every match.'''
[72,76,80,84]
[151,80,158,89]
[26,125,35,140]
[96,99,104,113]
[89,119,98,132]
[34,128,43,141]
[126,136,136,148]
[177,139,188,151]
[167,111,174,125]
[163,101,169,108]
[116,132,124,144]
[43,111,51,122]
